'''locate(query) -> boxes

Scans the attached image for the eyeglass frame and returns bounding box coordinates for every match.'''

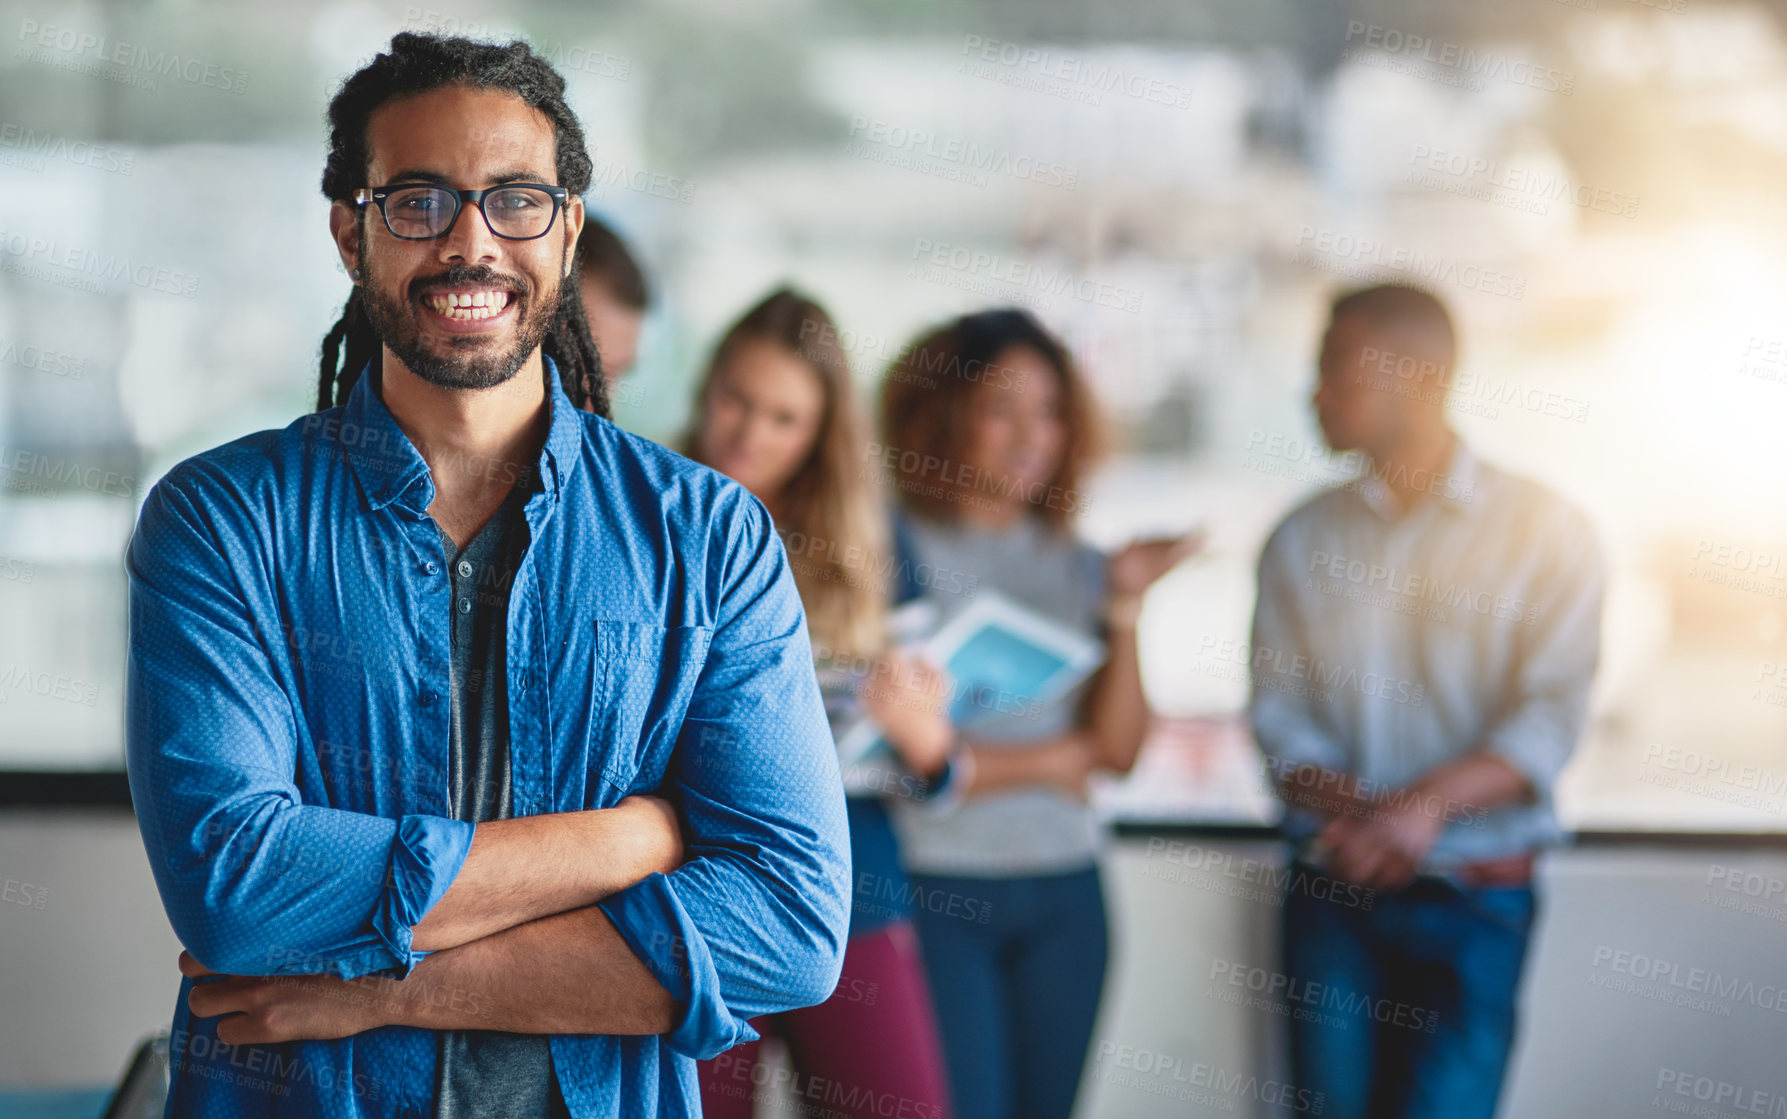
[352,182,572,242]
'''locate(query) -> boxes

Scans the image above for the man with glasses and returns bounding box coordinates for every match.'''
[125,33,850,1119]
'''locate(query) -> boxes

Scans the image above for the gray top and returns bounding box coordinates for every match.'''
[432,481,566,1119]
[1248,439,1605,867]
[888,513,1109,877]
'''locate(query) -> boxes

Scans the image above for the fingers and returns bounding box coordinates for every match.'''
[1376,857,1418,892]
[916,661,951,692]
[1328,827,1420,892]
[1139,534,1198,566]
[215,1015,256,1046]
[1328,822,1393,887]
[177,950,219,979]
[1333,840,1387,888]
[215,1008,279,1047]
[1357,848,1414,892]
[909,658,950,693]
[188,974,254,1019]
[1317,815,1356,849]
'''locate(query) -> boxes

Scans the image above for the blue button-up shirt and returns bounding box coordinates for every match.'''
[1248,439,1604,867]
[124,356,851,1118]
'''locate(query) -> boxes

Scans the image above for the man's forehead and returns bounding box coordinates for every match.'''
[1324,313,1375,341]
[365,86,558,184]
[1331,311,1448,360]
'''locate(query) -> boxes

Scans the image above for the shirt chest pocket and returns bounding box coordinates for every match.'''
[590,619,713,797]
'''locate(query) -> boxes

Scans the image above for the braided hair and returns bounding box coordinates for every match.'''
[316,32,608,417]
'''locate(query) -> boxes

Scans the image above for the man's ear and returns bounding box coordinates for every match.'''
[328,199,361,280]
[562,194,585,279]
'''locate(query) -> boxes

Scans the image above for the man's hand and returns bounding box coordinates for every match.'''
[1311,799,1445,892]
[180,951,393,1045]
[1282,754,1532,891]
[179,798,687,1046]
[1277,765,1372,819]
[179,904,676,1041]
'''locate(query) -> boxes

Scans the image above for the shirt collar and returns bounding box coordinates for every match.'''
[340,353,584,513]
[536,353,585,503]
[1354,435,1480,522]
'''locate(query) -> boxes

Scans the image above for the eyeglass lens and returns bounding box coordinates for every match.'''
[384,186,557,239]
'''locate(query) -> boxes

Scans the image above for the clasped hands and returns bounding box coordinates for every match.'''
[1287,770,1444,892]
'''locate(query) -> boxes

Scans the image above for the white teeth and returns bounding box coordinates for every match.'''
[423,290,510,319]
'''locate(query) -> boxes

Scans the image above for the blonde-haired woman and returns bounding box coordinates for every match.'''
[686,288,955,1119]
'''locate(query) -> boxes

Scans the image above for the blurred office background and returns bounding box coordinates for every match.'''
[2,0,1785,1115]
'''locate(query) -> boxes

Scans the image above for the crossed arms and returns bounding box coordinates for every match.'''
[126,474,851,1057]
[177,798,688,1045]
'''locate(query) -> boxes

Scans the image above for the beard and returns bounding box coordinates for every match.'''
[358,260,559,391]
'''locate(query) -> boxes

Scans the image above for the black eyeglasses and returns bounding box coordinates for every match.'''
[353,183,570,241]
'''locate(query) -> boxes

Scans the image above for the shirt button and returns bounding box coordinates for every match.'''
[458,598,472,614]
[457,560,473,578]
[424,561,440,575]
[419,690,435,707]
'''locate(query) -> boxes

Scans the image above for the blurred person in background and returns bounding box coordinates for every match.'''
[576,213,650,387]
[681,287,956,1119]
[126,33,850,1119]
[1249,284,1605,1119]
[877,308,1194,1119]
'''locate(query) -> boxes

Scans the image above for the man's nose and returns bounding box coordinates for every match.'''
[436,197,503,265]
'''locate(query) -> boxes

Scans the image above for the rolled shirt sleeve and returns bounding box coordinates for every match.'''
[598,494,851,1059]
[126,473,474,981]
[1477,505,1606,800]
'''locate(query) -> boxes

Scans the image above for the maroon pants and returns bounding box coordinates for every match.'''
[697,920,953,1119]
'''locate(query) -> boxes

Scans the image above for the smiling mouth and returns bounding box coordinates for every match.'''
[420,289,514,322]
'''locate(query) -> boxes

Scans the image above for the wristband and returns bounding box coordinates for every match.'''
[917,734,973,814]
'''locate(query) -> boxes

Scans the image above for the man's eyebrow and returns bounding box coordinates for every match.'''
[487,166,557,185]
[380,166,558,186]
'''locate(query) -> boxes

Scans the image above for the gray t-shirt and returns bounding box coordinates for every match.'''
[888,513,1109,877]
[432,482,567,1119]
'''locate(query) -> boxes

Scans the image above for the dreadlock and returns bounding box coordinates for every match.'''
[316,32,609,417]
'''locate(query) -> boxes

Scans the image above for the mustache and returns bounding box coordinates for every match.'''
[409,264,528,298]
